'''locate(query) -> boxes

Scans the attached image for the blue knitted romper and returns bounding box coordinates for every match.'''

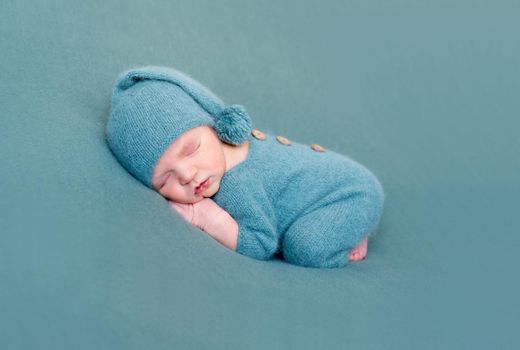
[211,130,385,268]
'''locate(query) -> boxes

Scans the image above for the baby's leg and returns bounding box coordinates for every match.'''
[281,201,381,268]
[348,236,368,261]
[282,174,384,268]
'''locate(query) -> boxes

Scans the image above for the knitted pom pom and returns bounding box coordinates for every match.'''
[214,104,252,145]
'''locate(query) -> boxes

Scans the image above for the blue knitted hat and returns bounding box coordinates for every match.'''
[106,65,252,188]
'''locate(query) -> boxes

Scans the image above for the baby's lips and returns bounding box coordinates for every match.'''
[194,177,210,195]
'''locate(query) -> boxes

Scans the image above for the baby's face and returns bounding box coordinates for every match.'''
[151,125,226,204]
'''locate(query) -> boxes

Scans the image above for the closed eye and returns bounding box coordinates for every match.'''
[188,140,201,156]
[159,172,172,190]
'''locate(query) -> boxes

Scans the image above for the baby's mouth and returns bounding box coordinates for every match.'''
[194,177,211,195]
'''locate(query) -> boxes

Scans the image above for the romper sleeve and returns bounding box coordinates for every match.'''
[214,180,280,261]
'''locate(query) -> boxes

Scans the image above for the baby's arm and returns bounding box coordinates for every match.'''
[169,199,238,251]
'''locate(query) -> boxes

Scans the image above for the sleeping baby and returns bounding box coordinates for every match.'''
[106,66,385,268]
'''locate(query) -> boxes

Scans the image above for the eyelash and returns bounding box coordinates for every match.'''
[188,141,201,155]
[160,173,171,190]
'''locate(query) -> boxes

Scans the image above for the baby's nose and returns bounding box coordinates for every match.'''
[178,167,197,185]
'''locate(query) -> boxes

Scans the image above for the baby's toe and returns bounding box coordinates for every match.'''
[348,250,361,261]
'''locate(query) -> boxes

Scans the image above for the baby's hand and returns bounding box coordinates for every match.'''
[169,198,239,251]
[169,198,221,232]
[169,201,195,225]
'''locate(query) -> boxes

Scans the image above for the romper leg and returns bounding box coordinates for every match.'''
[282,173,384,268]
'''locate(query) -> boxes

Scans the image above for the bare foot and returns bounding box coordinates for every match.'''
[348,237,368,262]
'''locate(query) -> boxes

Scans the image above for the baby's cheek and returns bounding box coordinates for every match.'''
[207,178,221,196]
[162,185,183,202]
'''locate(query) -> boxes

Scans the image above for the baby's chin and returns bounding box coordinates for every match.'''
[205,179,220,198]
[177,189,219,204]
[186,190,216,204]
[161,179,221,204]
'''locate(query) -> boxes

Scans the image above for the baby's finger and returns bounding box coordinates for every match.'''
[169,201,193,222]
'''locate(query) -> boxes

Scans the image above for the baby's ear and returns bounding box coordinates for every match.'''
[214,105,252,145]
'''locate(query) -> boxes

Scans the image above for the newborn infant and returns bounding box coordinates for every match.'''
[106,66,384,268]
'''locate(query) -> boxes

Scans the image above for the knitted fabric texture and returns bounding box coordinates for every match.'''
[211,133,385,268]
[106,66,252,188]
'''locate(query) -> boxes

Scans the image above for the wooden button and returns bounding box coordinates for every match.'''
[276,135,292,145]
[311,143,326,152]
[251,129,266,140]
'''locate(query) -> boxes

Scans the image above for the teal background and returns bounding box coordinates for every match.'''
[1,0,519,348]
